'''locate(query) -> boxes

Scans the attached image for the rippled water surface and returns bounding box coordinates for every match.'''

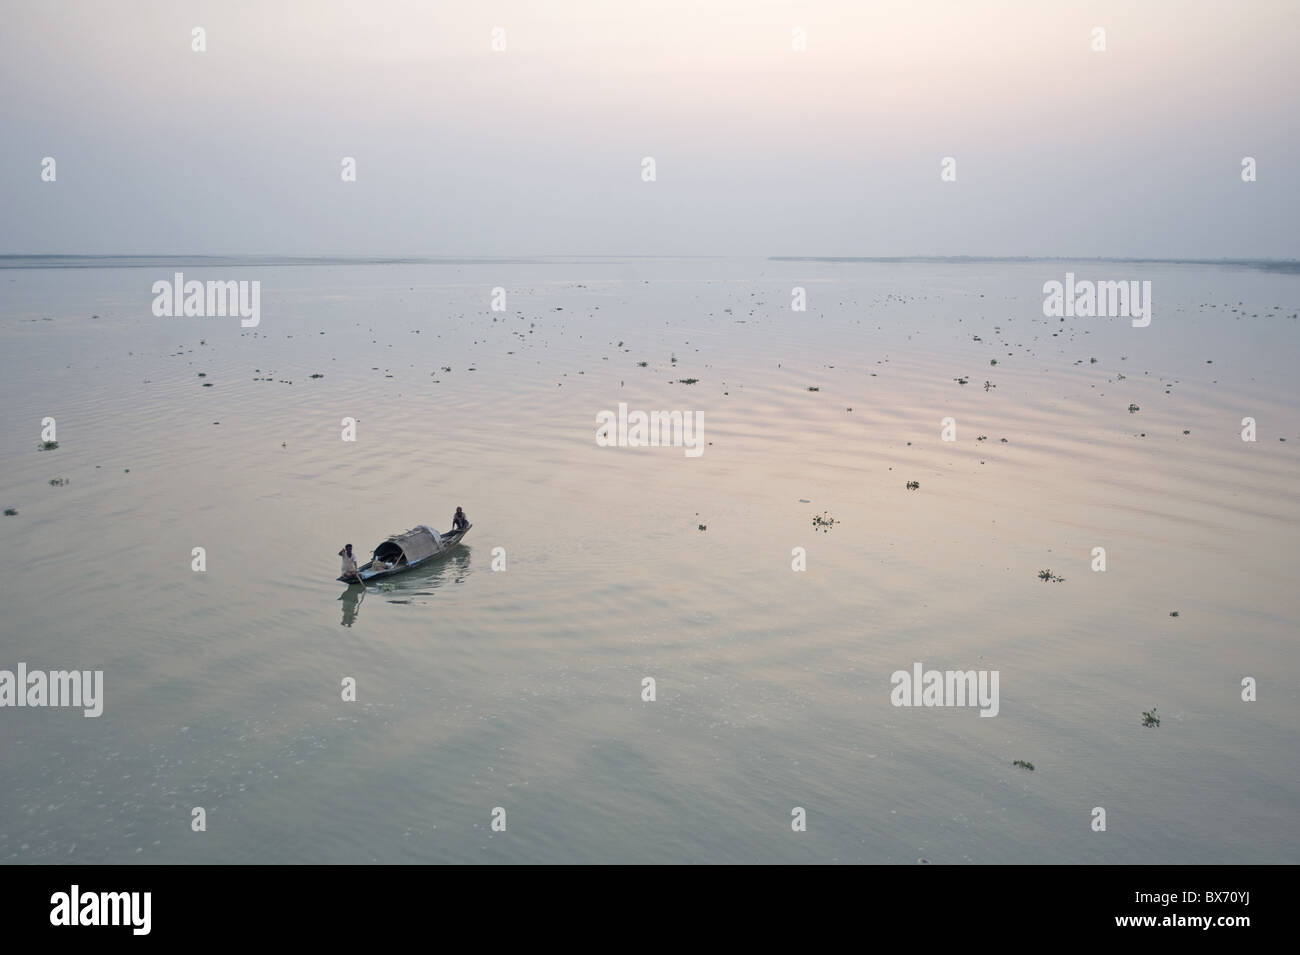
[1,258,1297,863]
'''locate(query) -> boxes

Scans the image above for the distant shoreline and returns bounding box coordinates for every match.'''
[1,253,1297,273]
[771,256,1300,272]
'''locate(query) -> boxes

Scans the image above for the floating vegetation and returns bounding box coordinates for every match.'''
[197,372,206,377]
[203,382,214,387]
[984,380,995,391]
[1128,403,1140,413]
[905,481,920,490]
[3,508,17,516]
[1038,569,1064,583]
[989,359,998,365]
[954,377,969,385]
[40,440,59,451]
[1012,760,1035,771]
[1142,708,1161,728]
[812,512,837,532]
[1169,611,1179,617]
[310,373,324,379]
[637,361,647,367]
[49,478,68,487]
[698,524,707,531]
[678,378,699,385]
[807,386,820,391]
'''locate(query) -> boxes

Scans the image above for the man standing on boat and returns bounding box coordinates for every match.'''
[451,507,469,532]
[339,543,361,582]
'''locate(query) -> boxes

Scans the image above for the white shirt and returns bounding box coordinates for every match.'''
[341,551,358,575]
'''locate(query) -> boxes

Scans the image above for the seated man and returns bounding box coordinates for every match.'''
[451,506,469,532]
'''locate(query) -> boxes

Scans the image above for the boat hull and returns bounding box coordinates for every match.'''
[338,524,471,583]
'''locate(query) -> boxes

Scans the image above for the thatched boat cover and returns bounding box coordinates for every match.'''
[375,525,444,564]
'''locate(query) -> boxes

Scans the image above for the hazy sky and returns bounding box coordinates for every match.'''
[3,0,1297,257]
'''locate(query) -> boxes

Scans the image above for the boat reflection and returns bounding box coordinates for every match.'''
[337,547,472,626]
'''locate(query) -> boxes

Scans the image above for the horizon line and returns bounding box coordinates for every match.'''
[1,253,1297,271]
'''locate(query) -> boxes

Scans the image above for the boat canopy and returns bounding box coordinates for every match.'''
[372,525,444,565]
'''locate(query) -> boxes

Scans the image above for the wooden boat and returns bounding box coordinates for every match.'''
[338,523,471,583]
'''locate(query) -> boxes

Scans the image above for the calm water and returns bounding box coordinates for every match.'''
[1,257,1297,863]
